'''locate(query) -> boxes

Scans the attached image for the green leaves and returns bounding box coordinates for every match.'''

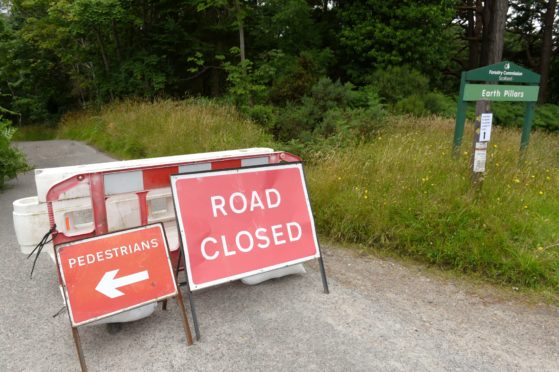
[0,118,29,189]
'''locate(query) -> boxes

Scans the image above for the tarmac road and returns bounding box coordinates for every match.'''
[1,140,558,371]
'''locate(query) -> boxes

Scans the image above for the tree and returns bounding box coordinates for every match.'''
[538,0,557,103]
[337,0,457,84]
[481,0,509,65]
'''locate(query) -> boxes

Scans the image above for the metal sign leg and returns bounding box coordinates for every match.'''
[71,327,88,372]
[175,249,201,341]
[318,256,330,294]
[175,290,194,346]
[185,283,201,341]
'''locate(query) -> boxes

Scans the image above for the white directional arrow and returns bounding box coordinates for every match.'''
[95,269,149,299]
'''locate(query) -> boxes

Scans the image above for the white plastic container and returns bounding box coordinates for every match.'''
[12,196,51,255]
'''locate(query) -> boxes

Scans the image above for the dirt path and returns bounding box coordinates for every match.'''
[1,140,557,371]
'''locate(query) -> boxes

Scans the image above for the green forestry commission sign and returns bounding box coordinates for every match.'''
[463,84,539,102]
[453,61,541,155]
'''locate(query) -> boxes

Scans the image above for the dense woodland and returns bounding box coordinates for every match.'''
[1,1,559,292]
[0,0,557,126]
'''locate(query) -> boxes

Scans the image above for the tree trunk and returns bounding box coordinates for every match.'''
[538,0,557,103]
[481,0,509,65]
[235,0,246,62]
[467,0,484,69]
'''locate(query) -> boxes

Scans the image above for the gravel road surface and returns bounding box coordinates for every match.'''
[1,140,558,371]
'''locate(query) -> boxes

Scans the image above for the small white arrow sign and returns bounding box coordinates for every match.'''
[95,269,149,299]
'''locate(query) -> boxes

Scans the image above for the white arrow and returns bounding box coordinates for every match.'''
[95,269,149,299]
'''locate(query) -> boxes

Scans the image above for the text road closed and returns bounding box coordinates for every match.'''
[57,224,177,326]
[172,163,320,290]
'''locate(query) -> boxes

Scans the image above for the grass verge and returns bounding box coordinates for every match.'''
[50,100,559,294]
[308,116,559,291]
[57,99,275,158]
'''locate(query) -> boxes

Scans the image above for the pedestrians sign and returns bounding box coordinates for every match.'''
[171,163,322,291]
[56,224,177,326]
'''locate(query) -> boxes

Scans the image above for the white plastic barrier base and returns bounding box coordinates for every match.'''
[241,264,307,285]
[12,196,53,256]
[86,303,157,326]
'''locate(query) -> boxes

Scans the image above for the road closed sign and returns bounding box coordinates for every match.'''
[56,224,177,326]
[171,162,321,290]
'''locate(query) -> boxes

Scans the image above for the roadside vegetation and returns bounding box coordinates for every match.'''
[0,116,28,189]
[3,1,558,295]
[57,99,273,158]
[53,98,559,294]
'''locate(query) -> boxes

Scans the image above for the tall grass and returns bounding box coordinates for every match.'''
[56,100,559,291]
[307,116,559,289]
[58,99,275,158]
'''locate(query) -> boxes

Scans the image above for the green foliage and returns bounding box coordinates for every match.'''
[0,118,29,189]
[393,92,455,117]
[268,49,334,105]
[273,78,386,146]
[223,53,269,107]
[251,0,320,55]
[370,66,429,104]
[422,92,456,117]
[243,104,276,130]
[0,12,72,123]
[534,105,559,131]
[338,1,457,83]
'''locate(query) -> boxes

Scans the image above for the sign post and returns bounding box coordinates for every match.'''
[171,162,328,337]
[453,61,541,158]
[471,101,491,187]
[55,224,193,371]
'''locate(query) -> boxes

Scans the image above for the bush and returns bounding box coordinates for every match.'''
[534,104,559,131]
[370,66,429,103]
[490,102,524,127]
[0,118,29,189]
[268,49,334,105]
[273,78,386,142]
[243,104,277,131]
[393,92,455,117]
[393,95,427,116]
[422,92,455,117]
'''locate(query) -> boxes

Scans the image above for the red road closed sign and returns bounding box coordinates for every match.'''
[171,163,320,290]
[56,224,177,326]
